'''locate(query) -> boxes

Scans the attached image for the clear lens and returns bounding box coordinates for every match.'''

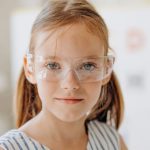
[27,54,115,83]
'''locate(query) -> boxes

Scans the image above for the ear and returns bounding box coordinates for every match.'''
[23,55,36,84]
[101,74,111,85]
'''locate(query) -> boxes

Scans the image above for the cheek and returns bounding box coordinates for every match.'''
[83,82,102,106]
[36,81,57,103]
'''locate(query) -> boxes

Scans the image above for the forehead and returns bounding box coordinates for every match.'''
[34,23,105,59]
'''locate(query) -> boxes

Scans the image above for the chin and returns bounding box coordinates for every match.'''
[55,112,86,123]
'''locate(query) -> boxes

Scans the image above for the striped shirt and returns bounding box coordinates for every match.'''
[0,120,120,150]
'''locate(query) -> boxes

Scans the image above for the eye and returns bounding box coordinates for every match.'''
[46,62,61,70]
[81,62,96,71]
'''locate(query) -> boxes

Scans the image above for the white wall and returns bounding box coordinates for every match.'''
[100,7,150,150]
[10,9,39,87]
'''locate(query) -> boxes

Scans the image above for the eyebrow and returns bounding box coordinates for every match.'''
[44,55,104,59]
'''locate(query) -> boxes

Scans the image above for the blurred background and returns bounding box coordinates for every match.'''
[0,0,150,149]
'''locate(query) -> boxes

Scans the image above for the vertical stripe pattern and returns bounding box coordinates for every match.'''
[0,120,119,150]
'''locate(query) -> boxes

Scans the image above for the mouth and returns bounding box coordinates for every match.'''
[55,97,84,104]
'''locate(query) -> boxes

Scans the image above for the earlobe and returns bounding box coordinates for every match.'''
[23,55,36,84]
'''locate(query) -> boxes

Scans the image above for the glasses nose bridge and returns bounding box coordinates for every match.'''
[63,60,78,75]
[63,67,79,80]
[60,67,80,90]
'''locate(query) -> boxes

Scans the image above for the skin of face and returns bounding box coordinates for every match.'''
[30,23,106,123]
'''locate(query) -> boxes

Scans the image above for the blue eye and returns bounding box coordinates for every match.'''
[81,63,96,71]
[46,62,61,70]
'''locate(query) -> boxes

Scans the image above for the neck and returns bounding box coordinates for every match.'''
[35,109,88,142]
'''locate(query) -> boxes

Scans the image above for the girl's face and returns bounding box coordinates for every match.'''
[32,23,106,122]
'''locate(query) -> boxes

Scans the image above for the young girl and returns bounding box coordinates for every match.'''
[0,0,127,150]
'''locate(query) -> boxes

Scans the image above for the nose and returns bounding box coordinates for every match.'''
[60,70,80,90]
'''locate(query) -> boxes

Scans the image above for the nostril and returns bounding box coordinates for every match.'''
[62,86,79,91]
[61,79,80,90]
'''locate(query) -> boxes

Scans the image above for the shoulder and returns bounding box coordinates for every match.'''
[87,119,120,150]
[0,129,48,150]
[0,129,33,150]
[87,119,119,140]
[0,129,22,150]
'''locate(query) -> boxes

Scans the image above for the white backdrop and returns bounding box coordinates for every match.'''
[11,7,150,150]
[10,9,39,87]
[100,7,150,150]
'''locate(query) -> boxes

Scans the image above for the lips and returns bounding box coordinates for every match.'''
[55,97,84,104]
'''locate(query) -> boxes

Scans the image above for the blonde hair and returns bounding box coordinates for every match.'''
[14,0,124,129]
